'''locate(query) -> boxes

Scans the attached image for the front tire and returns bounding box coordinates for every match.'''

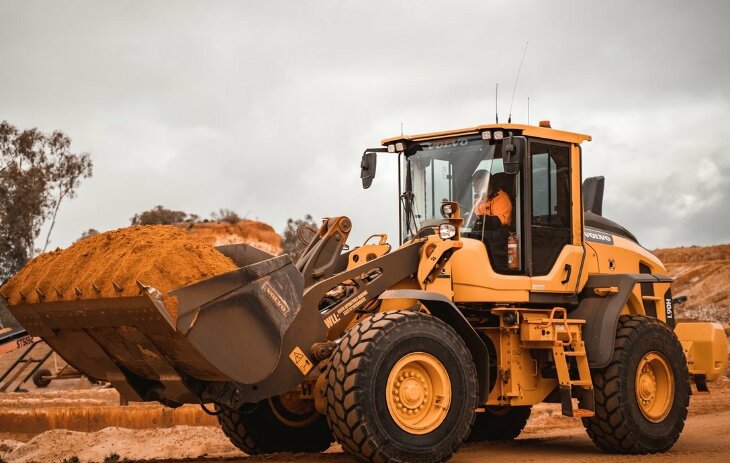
[325,311,478,463]
[217,394,333,455]
[583,315,690,454]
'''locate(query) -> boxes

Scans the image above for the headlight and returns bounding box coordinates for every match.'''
[481,131,491,140]
[387,144,395,153]
[438,223,457,240]
[395,141,406,152]
[440,203,454,217]
[493,130,504,140]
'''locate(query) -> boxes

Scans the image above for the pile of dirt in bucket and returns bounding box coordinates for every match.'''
[176,219,282,255]
[0,225,238,320]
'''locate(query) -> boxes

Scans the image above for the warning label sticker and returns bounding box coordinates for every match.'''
[289,346,313,375]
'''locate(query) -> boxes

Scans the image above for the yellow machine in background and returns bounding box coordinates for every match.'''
[4,121,726,463]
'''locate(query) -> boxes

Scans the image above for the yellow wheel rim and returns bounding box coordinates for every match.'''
[385,352,451,435]
[635,351,674,422]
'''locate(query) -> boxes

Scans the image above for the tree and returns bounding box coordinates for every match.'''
[0,121,93,283]
[281,214,319,258]
[211,208,241,224]
[75,228,99,243]
[130,206,193,225]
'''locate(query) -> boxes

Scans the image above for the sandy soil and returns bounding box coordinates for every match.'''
[654,243,730,323]
[1,376,728,463]
[178,220,282,256]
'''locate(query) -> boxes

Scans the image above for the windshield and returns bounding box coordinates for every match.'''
[401,136,503,241]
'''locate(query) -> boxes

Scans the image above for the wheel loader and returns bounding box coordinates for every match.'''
[2,121,727,462]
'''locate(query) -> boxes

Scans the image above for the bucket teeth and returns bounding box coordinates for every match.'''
[113,282,123,293]
[35,288,45,300]
[136,280,148,292]
[75,287,83,297]
[54,287,63,298]
[19,290,27,301]
[92,283,101,294]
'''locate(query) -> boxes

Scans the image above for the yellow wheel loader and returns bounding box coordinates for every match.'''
[3,122,727,462]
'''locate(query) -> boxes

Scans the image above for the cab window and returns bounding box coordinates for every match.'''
[530,142,571,275]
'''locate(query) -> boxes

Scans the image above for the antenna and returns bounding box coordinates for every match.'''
[495,83,499,123]
[400,122,403,136]
[508,41,529,124]
[527,97,530,125]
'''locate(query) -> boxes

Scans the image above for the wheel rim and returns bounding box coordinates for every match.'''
[635,351,674,422]
[385,352,451,435]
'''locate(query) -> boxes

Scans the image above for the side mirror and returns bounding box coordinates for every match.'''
[360,151,377,189]
[502,135,526,175]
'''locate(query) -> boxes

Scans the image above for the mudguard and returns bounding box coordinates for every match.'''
[570,273,673,369]
[378,289,490,402]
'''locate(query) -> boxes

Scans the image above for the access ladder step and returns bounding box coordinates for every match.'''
[568,380,593,387]
[572,409,595,418]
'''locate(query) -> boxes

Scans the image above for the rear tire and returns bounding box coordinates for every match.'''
[325,311,478,463]
[583,315,690,454]
[217,395,333,455]
[467,406,531,442]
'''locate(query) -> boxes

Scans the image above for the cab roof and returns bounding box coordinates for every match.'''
[381,123,592,146]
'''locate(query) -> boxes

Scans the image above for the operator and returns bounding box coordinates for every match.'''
[471,170,512,227]
[471,169,513,271]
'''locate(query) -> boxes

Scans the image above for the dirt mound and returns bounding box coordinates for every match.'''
[653,243,730,323]
[0,225,237,320]
[0,425,244,463]
[177,219,282,255]
[654,243,730,264]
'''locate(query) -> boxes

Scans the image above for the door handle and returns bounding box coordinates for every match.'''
[561,264,572,284]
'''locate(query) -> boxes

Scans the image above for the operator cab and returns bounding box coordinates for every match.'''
[362,123,591,288]
[395,134,521,274]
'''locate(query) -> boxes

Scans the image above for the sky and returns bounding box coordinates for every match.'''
[1,0,729,251]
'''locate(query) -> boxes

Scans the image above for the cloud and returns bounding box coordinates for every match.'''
[1,0,729,250]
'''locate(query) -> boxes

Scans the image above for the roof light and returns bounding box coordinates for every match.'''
[481,131,491,140]
[493,131,504,140]
[539,120,551,128]
[440,203,454,217]
[395,141,406,152]
[387,144,395,153]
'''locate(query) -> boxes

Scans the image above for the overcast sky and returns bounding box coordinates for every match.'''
[1,0,729,251]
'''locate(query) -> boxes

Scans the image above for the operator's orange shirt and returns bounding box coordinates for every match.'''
[474,190,512,226]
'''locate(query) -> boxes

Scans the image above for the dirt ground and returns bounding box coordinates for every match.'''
[0,375,728,462]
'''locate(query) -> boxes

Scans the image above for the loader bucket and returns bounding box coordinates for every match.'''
[5,244,327,406]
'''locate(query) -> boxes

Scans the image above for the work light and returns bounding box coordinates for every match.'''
[439,223,456,240]
[440,203,454,217]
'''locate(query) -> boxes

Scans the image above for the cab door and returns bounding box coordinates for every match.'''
[528,141,584,293]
